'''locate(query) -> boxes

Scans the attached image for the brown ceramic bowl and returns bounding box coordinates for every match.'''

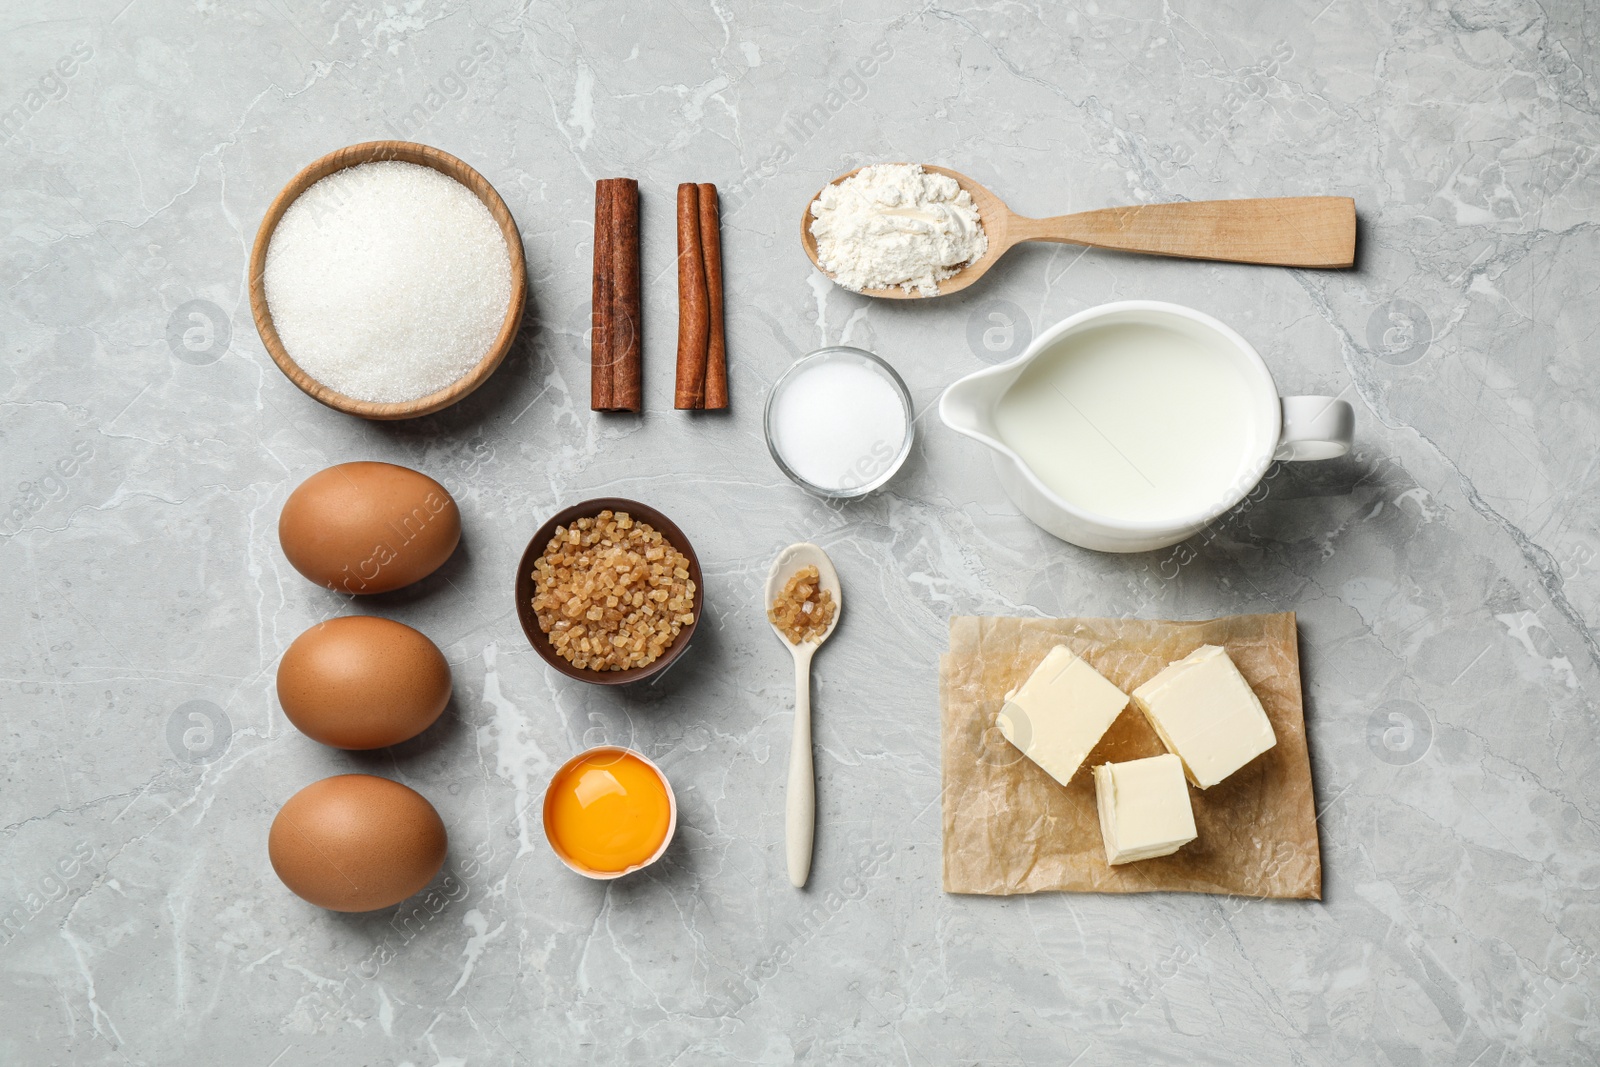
[248,140,528,420]
[515,498,703,686]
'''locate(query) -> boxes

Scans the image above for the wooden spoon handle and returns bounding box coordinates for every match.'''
[1013,197,1355,268]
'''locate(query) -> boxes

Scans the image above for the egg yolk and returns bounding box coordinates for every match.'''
[545,751,672,873]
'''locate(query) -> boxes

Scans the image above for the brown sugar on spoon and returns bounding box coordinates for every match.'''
[674,182,728,409]
[768,564,836,645]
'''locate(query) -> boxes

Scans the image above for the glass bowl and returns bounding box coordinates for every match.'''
[763,346,915,499]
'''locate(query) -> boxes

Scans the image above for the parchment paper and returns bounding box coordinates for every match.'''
[941,613,1320,899]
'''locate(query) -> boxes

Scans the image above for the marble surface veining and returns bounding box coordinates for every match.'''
[4,1,1599,1063]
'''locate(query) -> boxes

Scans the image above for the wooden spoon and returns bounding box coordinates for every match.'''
[800,164,1356,299]
[765,542,843,889]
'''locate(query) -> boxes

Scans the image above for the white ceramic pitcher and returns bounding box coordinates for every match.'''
[939,300,1354,553]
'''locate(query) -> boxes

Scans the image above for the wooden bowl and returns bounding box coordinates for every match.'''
[248,141,527,420]
[515,499,704,686]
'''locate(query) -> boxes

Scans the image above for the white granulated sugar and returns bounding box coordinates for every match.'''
[769,355,908,492]
[808,163,987,296]
[264,161,512,404]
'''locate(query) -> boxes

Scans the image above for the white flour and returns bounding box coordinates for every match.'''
[808,163,987,296]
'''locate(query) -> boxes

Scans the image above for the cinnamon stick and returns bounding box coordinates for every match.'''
[610,180,641,411]
[697,183,728,410]
[591,178,641,412]
[591,183,615,409]
[674,183,710,409]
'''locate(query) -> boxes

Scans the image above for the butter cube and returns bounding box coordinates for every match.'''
[996,645,1129,787]
[1131,645,1276,789]
[1093,754,1197,865]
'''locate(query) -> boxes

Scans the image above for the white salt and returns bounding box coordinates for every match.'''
[768,351,910,493]
[264,160,512,404]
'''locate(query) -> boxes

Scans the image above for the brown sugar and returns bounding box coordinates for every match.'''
[531,511,696,671]
[768,564,835,644]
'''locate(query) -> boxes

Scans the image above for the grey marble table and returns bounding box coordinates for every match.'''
[4,1,1598,1063]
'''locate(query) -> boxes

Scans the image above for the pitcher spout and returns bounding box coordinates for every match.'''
[938,367,1008,441]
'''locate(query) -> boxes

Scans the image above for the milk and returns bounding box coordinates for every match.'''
[993,323,1256,522]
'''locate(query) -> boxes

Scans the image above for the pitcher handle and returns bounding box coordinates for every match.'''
[1275,396,1354,461]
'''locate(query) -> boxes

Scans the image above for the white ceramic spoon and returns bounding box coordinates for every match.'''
[765,543,843,888]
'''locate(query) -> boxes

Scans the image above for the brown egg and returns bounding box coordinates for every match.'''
[268,775,447,912]
[277,616,450,749]
[279,461,461,594]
